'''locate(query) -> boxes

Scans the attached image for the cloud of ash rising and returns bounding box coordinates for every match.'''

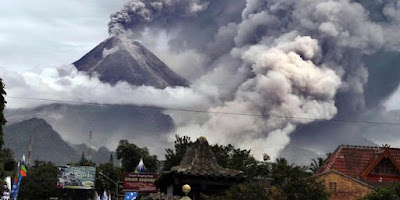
[2,0,400,160]
[105,0,400,160]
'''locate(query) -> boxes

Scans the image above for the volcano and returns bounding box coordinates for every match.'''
[73,36,189,88]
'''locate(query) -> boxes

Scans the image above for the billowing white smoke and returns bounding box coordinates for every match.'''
[175,35,341,159]
[0,65,210,109]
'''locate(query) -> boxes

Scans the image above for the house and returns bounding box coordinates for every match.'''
[315,144,400,200]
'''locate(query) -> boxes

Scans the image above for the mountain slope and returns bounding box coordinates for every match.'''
[5,104,174,157]
[3,118,79,165]
[73,36,189,88]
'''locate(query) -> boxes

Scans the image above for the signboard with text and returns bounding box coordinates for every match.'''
[57,166,96,189]
[123,173,158,192]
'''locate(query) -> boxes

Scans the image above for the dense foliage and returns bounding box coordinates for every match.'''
[362,184,400,200]
[0,78,11,194]
[95,163,123,196]
[18,161,60,200]
[166,135,329,200]
[164,135,269,178]
[203,158,328,200]
[116,139,158,172]
[164,135,193,171]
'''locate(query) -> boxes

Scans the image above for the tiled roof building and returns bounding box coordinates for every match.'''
[155,137,245,200]
[316,144,400,200]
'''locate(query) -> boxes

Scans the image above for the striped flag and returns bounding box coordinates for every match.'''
[10,155,28,199]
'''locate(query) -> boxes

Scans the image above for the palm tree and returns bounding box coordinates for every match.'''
[310,157,325,173]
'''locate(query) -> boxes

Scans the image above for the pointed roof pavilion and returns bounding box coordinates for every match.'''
[155,137,245,199]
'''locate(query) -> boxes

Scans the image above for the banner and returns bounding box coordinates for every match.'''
[57,166,96,189]
[123,173,158,192]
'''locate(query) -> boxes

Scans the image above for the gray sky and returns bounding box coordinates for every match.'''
[0,0,129,72]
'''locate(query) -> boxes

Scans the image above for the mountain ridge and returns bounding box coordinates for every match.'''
[73,36,189,88]
[4,118,119,165]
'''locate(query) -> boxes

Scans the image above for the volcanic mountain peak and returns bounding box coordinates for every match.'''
[73,36,189,89]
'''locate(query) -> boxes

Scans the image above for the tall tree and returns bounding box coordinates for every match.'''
[309,157,325,173]
[163,135,193,171]
[76,152,95,166]
[96,163,122,196]
[116,140,157,172]
[0,78,6,149]
[109,153,114,165]
[18,161,60,200]
[0,78,8,194]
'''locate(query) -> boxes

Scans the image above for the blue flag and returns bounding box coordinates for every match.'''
[124,192,138,200]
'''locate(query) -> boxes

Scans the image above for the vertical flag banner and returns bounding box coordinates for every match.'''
[10,155,28,200]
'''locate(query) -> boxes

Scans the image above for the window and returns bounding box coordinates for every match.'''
[329,182,337,192]
[371,157,400,176]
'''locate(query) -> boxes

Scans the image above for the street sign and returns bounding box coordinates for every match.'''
[123,173,158,192]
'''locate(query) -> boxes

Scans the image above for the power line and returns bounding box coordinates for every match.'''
[7,96,400,126]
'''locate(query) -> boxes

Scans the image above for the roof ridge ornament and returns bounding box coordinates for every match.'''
[382,144,391,149]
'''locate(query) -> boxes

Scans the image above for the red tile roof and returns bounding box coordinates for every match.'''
[317,145,400,179]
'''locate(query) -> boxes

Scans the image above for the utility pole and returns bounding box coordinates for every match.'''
[27,135,33,167]
[88,131,93,161]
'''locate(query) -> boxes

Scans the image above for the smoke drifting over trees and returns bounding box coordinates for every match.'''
[2,0,400,160]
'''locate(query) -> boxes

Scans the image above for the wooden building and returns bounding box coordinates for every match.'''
[155,137,245,200]
[316,144,400,200]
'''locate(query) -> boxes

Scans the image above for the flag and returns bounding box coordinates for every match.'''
[10,155,28,200]
[20,165,27,177]
[101,191,108,200]
[136,158,146,173]
[124,192,138,200]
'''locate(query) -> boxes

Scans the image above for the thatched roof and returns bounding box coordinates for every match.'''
[170,137,243,178]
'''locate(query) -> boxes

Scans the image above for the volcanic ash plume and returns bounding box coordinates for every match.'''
[176,35,341,159]
[104,0,400,160]
[108,0,210,35]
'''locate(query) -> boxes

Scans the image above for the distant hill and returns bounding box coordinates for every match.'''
[73,36,189,88]
[72,144,118,166]
[3,118,79,165]
[5,104,174,157]
[4,118,121,166]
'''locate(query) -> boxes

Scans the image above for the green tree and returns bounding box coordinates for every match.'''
[18,161,60,200]
[109,153,114,165]
[0,78,6,149]
[270,158,328,200]
[164,135,270,178]
[0,78,8,194]
[211,144,269,178]
[202,182,271,200]
[309,157,325,173]
[164,135,193,171]
[96,163,123,196]
[362,184,400,200]
[116,140,158,172]
[76,152,95,166]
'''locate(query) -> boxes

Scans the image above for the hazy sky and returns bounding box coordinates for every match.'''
[0,0,129,72]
